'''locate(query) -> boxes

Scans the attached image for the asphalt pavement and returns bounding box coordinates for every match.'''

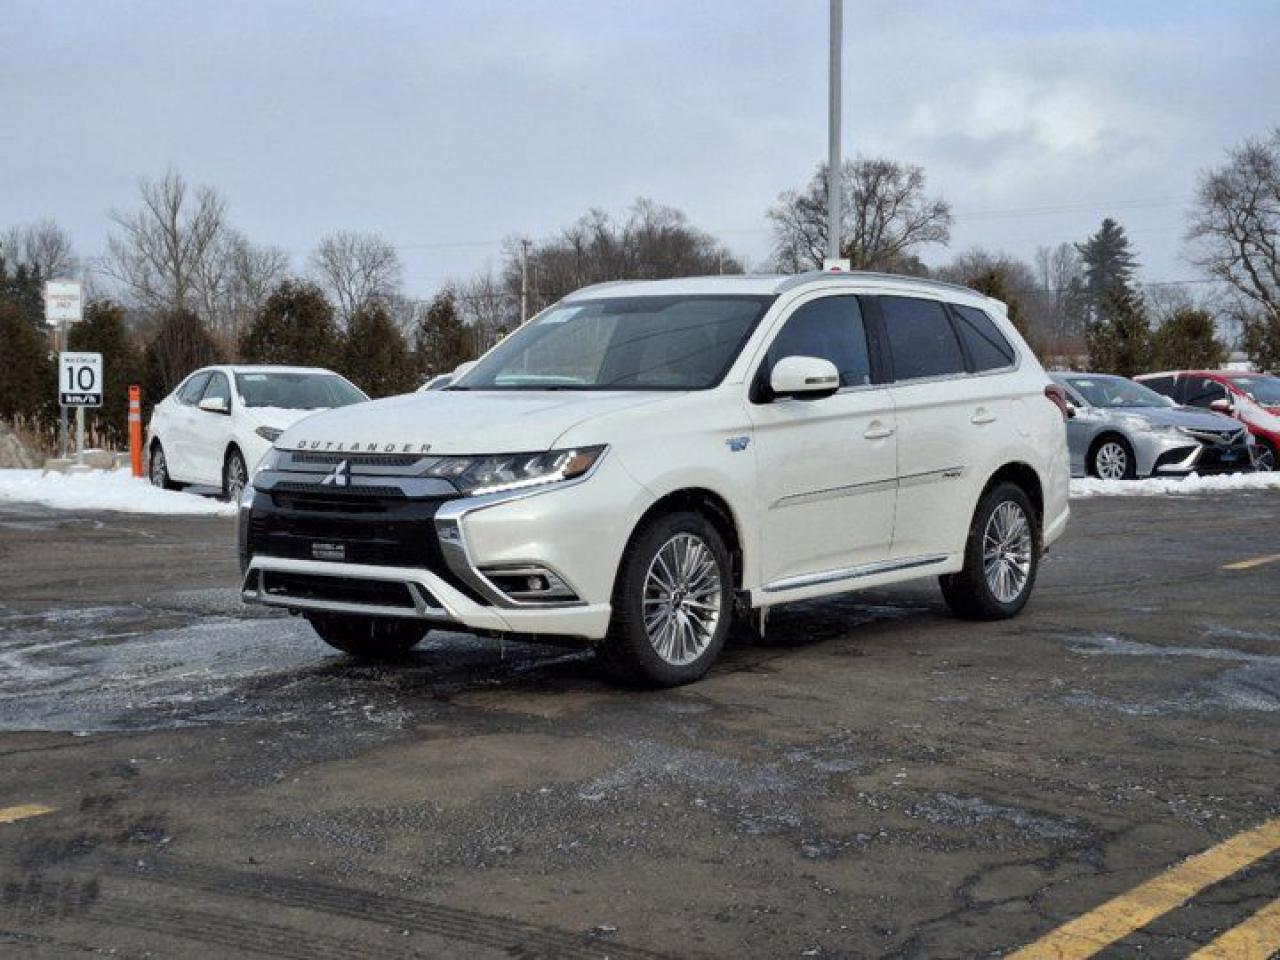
[0,492,1277,958]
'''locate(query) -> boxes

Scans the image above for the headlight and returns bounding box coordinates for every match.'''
[1120,416,1175,434]
[422,446,606,496]
[252,447,282,479]
[255,426,283,442]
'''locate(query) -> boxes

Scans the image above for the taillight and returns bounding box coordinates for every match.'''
[1044,384,1070,421]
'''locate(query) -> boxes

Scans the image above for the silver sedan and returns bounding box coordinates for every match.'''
[1051,373,1255,479]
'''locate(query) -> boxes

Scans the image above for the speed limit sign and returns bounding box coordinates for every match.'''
[59,352,103,407]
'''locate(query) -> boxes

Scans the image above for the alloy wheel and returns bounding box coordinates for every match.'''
[150,449,167,487]
[1256,444,1275,472]
[1095,441,1128,480]
[642,533,723,666]
[225,455,247,502]
[983,500,1033,604]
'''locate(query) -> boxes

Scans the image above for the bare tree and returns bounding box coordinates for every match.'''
[2,220,78,279]
[456,269,517,348]
[1187,128,1280,329]
[193,231,290,338]
[768,158,952,273]
[502,199,741,313]
[310,231,403,325]
[104,171,227,314]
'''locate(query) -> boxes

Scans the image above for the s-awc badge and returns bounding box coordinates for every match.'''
[311,542,346,561]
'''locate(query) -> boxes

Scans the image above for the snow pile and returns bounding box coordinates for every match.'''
[0,468,236,516]
[1071,472,1280,498]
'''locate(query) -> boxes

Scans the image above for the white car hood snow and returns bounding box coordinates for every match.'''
[239,405,327,432]
[274,390,675,454]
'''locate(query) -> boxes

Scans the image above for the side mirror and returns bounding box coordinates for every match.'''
[198,396,229,414]
[1065,401,1077,419]
[1210,397,1233,414]
[451,360,476,380]
[770,356,840,400]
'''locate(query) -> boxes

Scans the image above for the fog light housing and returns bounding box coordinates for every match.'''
[480,565,579,604]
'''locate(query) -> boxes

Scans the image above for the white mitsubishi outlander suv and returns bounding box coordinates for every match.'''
[240,272,1070,686]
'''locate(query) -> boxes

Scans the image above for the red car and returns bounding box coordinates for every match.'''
[1135,370,1280,471]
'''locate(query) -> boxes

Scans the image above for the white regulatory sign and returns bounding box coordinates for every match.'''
[59,352,103,407]
[45,280,83,324]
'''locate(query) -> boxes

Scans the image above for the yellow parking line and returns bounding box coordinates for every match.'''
[1006,817,1280,960]
[1188,897,1280,959]
[0,803,56,824]
[1223,553,1280,571]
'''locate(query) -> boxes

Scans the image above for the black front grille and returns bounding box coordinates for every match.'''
[261,571,420,609]
[244,487,486,602]
[288,452,425,468]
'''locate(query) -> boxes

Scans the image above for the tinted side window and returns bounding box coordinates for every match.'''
[1139,375,1175,399]
[765,296,871,388]
[952,304,1015,371]
[881,297,966,381]
[178,372,211,405]
[1185,377,1227,408]
[201,372,231,406]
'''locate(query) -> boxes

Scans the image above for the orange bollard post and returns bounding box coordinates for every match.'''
[128,385,143,478]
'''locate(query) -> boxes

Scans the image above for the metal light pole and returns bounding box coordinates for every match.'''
[827,0,843,264]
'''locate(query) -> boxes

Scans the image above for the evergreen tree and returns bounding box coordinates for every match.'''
[0,253,48,331]
[68,300,143,447]
[413,290,470,379]
[1076,218,1139,313]
[1151,307,1228,371]
[141,309,223,418]
[0,302,57,424]
[340,301,417,398]
[239,280,340,367]
[1087,286,1153,376]
[1240,311,1280,373]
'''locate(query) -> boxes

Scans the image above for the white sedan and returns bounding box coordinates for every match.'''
[146,365,368,500]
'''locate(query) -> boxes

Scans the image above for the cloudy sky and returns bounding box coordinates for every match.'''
[3,0,1276,298]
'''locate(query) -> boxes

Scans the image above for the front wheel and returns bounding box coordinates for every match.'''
[939,482,1041,621]
[1089,437,1136,480]
[223,448,248,502]
[598,511,733,687]
[306,614,426,659]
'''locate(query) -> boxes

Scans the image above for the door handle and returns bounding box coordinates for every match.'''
[863,422,895,440]
[971,408,997,425]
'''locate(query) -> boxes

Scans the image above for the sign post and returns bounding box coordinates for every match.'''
[45,280,84,459]
[58,352,103,465]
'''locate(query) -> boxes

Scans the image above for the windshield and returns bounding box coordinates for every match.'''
[1229,375,1280,406]
[234,372,367,409]
[453,295,774,391]
[1064,376,1172,409]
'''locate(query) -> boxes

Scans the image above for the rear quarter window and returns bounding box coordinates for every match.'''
[951,304,1015,371]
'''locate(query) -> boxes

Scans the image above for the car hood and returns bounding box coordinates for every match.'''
[238,405,327,432]
[1104,406,1241,431]
[274,390,677,455]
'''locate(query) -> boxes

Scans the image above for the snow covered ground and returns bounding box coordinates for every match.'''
[0,468,235,516]
[1071,472,1280,498]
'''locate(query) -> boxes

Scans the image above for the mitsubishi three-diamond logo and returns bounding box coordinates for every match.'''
[319,459,352,488]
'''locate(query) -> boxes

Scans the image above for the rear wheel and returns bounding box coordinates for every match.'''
[1089,436,1136,480]
[1254,439,1276,472]
[306,613,426,659]
[598,510,732,687]
[940,482,1040,621]
[148,443,183,491]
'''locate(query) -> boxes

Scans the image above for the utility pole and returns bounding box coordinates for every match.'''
[519,238,532,324]
[827,0,844,264]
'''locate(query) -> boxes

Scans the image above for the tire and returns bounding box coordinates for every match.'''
[1089,435,1136,480]
[1254,439,1276,472]
[148,442,183,491]
[306,613,426,659]
[939,482,1041,621]
[223,447,248,502]
[598,510,733,687]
